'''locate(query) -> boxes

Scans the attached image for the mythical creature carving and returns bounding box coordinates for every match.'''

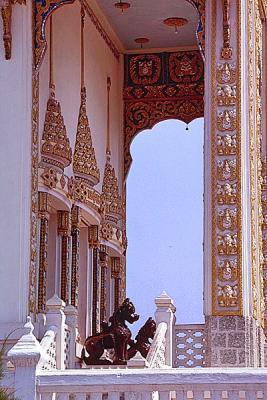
[81,298,139,365]
[127,317,157,360]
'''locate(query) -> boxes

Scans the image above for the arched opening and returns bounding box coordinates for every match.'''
[126,118,204,330]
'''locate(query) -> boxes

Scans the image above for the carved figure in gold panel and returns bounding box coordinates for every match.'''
[217,63,236,84]
[217,208,237,231]
[217,134,236,155]
[218,284,238,307]
[217,85,236,106]
[217,183,237,205]
[217,233,238,255]
[217,159,237,181]
[218,259,238,282]
[217,110,237,131]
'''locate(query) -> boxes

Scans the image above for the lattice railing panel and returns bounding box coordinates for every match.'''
[174,324,206,368]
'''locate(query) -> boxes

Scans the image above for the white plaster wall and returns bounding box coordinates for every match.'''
[39,1,124,193]
[0,2,32,325]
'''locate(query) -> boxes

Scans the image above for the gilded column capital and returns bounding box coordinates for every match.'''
[57,210,71,236]
[71,205,81,230]
[99,244,108,268]
[88,225,99,249]
[38,191,50,219]
[111,257,122,279]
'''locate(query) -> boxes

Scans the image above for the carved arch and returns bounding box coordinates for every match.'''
[34,0,75,70]
[185,0,205,57]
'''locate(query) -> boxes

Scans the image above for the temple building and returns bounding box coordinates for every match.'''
[1,0,267,398]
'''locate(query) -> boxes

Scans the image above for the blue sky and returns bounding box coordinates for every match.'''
[126,118,204,332]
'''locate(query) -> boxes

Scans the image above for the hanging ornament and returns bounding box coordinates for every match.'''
[163,17,188,34]
[134,37,150,49]
[114,1,131,13]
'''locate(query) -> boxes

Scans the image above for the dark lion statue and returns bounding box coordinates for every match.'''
[127,317,157,360]
[81,298,139,365]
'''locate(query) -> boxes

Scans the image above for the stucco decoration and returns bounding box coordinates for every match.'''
[34,0,75,70]
[101,159,122,224]
[185,0,205,57]
[41,84,72,171]
[73,88,100,183]
[124,50,204,177]
[1,0,25,60]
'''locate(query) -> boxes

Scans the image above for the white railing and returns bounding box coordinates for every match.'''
[174,324,206,368]
[36,368,267,399]
[64,325,71,369]
[147,322,167,368]
[38,326,57,371]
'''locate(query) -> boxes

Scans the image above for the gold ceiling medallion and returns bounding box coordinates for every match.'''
[1,0,25,60]
[134,37,150,49]
[221,0,232,59]
[114,1,130,13]
[163,17,188,34]
[41,15,72,172]
[73,7,100,187]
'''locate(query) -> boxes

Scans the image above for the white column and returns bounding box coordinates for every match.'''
[154,291,176,367]
[64,304,78,368]
[8,317,43,400]
[0,1,32,326]
[46,295,66,369]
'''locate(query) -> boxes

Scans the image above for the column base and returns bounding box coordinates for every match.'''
[205,316,266,367]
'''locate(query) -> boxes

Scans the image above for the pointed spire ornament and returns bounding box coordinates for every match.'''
[41,15,72,171]
[73,7,100,186]
[101,77,122,223]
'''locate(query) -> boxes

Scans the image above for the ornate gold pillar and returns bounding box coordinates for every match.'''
[111,257,121,310]
[88,225,100,335]
[99,244,108,324]
[71,206,81,308]
[37,192,49,312]
[57,210,71,304]
[262,158,267,327]
[204,0,265,367]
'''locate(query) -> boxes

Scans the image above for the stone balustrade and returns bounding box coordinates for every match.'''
[147,322,167,368]
[38,327,57,371]
[36,368,267,399]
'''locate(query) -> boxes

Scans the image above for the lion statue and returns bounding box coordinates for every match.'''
[81,298,139,365]
[127,317,157,360]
